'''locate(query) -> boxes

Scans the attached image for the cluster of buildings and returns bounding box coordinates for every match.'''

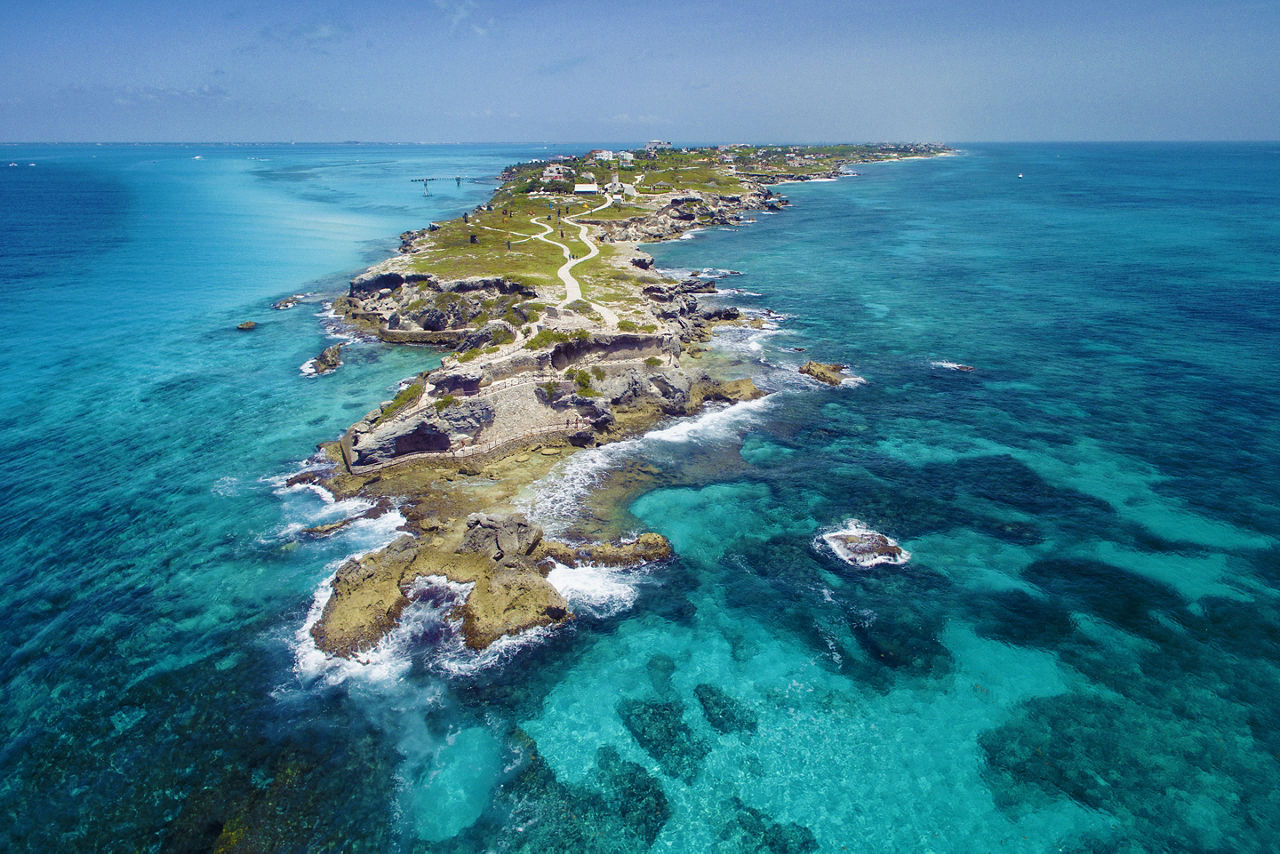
[587,149,637,168]
[526,140,681,197]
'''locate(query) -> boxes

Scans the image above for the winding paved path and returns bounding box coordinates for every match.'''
[534,197,620,327]
[476,197,621,327]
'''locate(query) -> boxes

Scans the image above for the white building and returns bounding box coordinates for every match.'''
[542,164,573,180]
[644,140,673,153]
[573,183,599,195]
[618,151,636,168]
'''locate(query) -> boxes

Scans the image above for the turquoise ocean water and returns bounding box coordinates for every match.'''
[1,143,1278,851]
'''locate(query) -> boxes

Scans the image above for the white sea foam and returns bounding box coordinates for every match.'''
[653,267,695,279]
[211,476,240,497]
[546,560,642,619]
[520,438,643,534]
[645,396,774,444]
[340,507,408,548]
[522,393,776,533]
[277,480,338,504]
[815,519,911,568]
[293,534,422,686]
[432,624,560,678]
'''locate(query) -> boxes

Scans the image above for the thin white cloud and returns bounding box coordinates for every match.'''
[434,0,478,30]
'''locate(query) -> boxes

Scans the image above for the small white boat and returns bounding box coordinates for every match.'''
[1018,173,1023,179]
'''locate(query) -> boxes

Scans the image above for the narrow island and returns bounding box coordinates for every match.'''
[295,142,949,659]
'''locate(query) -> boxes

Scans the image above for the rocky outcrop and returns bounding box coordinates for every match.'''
[448,512,571,647]
[398,226,436,253]
[696,377,766,404]
[312,343,344,375]
[346,396,495,467]
[340,268,539,345]
[458,512,543,564]
[799,361,845,386]
[595,186,776,243]
[348,269,434,296]
[460,565,570,649]
[310,535,423,657]
[309,531,570,656]
[535,532,672,567]
[699,306,740,322]
[236,321,257,331]
[548,332,677,371]
[642,279,716,303]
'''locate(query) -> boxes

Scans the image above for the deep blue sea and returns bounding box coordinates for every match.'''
[1,142,1278,852]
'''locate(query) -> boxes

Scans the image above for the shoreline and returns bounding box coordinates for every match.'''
[297,142,950,662]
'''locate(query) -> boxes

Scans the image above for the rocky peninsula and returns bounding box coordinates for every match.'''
[299,142,949,660]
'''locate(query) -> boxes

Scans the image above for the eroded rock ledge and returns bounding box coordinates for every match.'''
[310,511,675,656]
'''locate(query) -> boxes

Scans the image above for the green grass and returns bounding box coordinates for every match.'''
[394,144,944,314]
[376,381,424,425]
[523,329,571,349]
[563,299,598,317]
[578,203,654,222]
[565,369,598,397]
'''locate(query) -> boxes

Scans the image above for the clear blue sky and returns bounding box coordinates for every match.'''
[3,0,1277,142]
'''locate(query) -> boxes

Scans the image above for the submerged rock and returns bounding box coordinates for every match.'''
[694,683,758,735]
[452,736,671,850]
[236,321,257,331]
[719,797,818,853]
[848,615,953,677]
[616,697,710,784]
